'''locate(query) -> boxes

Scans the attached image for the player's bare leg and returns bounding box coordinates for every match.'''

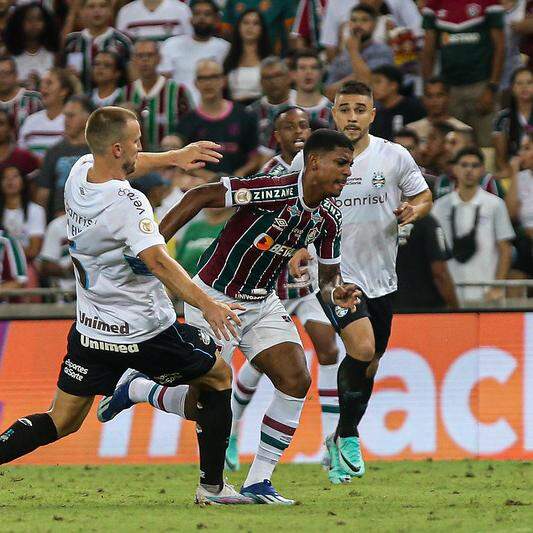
[0,390,93,464]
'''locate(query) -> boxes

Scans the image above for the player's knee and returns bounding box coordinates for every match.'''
[206,358,232,390]
[316,344,339,366]
[278,367,311,398]
[350,340,375,362]
[49,413,83,439]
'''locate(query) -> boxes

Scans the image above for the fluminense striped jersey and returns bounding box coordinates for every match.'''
[288,90,333,129]
[0,88,43,138]
[246,96,290,154]
[0,231,28,284]
[62,28,132,92]
[17,109,64,158]
[125,76,192,151]
[197,170,341,301]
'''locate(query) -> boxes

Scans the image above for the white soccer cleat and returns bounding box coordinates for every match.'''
[194,482,255,505]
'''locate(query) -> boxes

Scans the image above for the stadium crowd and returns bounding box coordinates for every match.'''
[0,0,531,310]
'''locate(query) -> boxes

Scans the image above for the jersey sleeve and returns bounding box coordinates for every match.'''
[27,203,46,237]
[38,218,63,262]
[289,150,304,172]
[493,198,515,242]
[485,2,504,28]
[397,145,429,197]
[314,206,342,265]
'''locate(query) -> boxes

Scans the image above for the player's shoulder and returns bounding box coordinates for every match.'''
[477,187,505,208]
[320,198,342,223]
[371,135,411,158]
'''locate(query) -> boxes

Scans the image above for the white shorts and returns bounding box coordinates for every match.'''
[282,293,330,326]
[184,276,303,364]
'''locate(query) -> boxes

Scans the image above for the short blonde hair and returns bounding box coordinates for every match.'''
[85,106,138,155]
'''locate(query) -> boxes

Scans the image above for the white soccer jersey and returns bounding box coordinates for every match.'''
[65,154,176,343]
[291,135,428,297]
[18,110,65,158]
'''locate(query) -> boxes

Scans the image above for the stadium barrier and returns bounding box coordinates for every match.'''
[0,312,532,464]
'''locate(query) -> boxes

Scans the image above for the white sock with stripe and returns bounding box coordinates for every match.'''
[243,389,304,487]
[318,363,340,440]
[231,362,262,435]
[129,377,188,418]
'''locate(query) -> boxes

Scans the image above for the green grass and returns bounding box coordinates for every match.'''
[0,462,532,532]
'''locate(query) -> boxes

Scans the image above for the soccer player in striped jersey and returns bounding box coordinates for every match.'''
[101,128,360,504]
[126,39,192,151]
[227,106,342,476]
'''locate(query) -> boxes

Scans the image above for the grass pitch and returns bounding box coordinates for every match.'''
[0,461,531,532]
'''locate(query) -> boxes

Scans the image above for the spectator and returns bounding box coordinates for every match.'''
[159,0,230,105]
[493,66,533,177]
[393,127,423,166]
[420,121,455,177]
[18,68,79,159]
[501,0,529,91]
[223,8,271,105]
[222,0,296,56]
[370,64,426,140]
[0,0,13,42]
[517,0,533,71]
[289,49,332,129]
[325,4,394,92]
[407,77,472,148]
[432,147,514,304]
[90,51,127,107]
[421,0,505,147]
[116,0,192,42]
[0,166,46,261]
[0,228,28,290]
[0,56,42,138]
[132,172,169,209]
[291,0,327,49]
[3,2,59,90]
[246,56,291,158]
[62,0,132,92]
[175,58,260,176]
[126,39,192,151]
[35,95,94,219]
[0,109,39,176]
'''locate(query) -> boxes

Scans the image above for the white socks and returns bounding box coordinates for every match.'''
[129,376,188,418]
[317,363,340,439]
[231,362,262,435]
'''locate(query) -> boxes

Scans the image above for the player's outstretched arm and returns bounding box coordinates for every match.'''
[318,262,361,311]
[159,183,227,242]
[139,244,243,340]
[394,189,433,226]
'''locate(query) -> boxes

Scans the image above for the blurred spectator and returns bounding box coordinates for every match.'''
[432,148,514,304]
[388,26,420,94]
[90,50,127,106]
[3,2,59,90]
[126,39,192,151]
[0,228,28,290]
[35,95,94,219]
[132,172,168,209]
[246,56,291,158]
[325,4,394,92]
[0,109,39,176]
[0,0,13,43]
[222,0,296,56]
[492,66,533,177]
[18,68,79,159]
[175,59,260,176]
[223,8,271,105]
[0,56,42,138]
[501,0,529,91]
[519,0,533,71]
[0,166,45,261]
[159,0,230,105]
[407,77,472,149]
[393,127,423,166]
[370,64,426,140]
[291,0,326,49]
[116,0,192,42]
[289,49,331,129]
[421,0,505,147]
[62,0,132,92]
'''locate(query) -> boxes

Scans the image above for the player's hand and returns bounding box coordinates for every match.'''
[202,300,245,341]
[289,248,313,278]
[394,202,420,226]
[333,284,361,311]
[171,141,223,171]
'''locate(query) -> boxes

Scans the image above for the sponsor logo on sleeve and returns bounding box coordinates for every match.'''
[139,218,154,234]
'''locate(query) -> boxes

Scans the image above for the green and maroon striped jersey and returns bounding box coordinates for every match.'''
[197,171,341,301]
[0,88,43,138]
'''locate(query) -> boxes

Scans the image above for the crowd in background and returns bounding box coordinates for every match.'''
[0,0,531,310]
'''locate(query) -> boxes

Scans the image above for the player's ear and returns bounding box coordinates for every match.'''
[274,129,281,144]
[111,143,122,159]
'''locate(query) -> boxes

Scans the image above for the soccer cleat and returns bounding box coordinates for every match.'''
[240,480,295,505]
[195,482,254,505]
[97,369,145,423]
[337,436,366,478]
[325,434,351,485]
[225,434,240,471]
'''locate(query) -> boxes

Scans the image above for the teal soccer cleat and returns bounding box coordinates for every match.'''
[337,436,366,478]
[225,434,240,472]
[325,434,351,485]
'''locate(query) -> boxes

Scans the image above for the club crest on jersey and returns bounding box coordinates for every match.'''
[287,204,300,217]
[335,305,349,318]
[305,227,320,245]
[372,172,386,188]
[235,188,252,205]
[254,233,274,251]
[139,218,154,234]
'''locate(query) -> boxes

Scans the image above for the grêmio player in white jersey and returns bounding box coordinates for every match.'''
[0,106,253,506]
[290,81,433,483]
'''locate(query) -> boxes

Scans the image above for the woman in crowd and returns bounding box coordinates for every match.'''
[90,51,127,107]
[3,2,59,90]
[223,9,271,105]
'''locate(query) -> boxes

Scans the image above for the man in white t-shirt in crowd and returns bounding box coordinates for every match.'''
[290,80,432,484]
[117,0,192,42]
[432,148,514,305]
[159,0,229,105]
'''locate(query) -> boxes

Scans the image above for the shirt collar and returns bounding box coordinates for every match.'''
[451,187,483,206]
[297,169,317,212]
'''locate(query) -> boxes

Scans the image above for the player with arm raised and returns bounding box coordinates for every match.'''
[99,128,360,504]
[290,81,433,484]
[0,106,251,506]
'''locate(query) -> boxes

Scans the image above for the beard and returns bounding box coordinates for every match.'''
[194,24,215,38]
[123,159,136,175]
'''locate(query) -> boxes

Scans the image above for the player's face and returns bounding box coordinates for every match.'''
[454,155,484,188]
[120,120,142,175]
[332,93,375,144]
[293,57,322,93]
[423,82,448,117]
[274,109,311,157]
[312,147,353,198]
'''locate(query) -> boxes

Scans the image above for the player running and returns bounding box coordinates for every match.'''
[226,106,342,476]
[99,128,361,504]
[0,106,252,506]
[289,81,433,484]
